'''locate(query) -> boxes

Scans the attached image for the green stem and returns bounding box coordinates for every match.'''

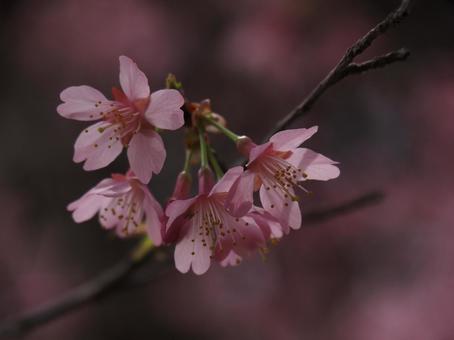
[207,147,224,179]
[197,122,209,168]
[183,148,193,173]
[204,115,240,142]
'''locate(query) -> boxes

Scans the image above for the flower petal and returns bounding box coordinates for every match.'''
[174,220,211,275]
[259,185,302,230]
[270,126,318,151]
[174,222,193,274]
[215,216,264,259]
[247,142,272,166]
[57,86,114,121]
[165,196,198,232]
[209,166,244,195]
[127,129,166,184]
[119,55,150,102]
[145,89,185,130]
[81,131,123,171]
[73,121,123,170]
[67,180,114,223]
[249,207,286,238]
[287,148,340,181]
[143,190,164,246]
[225,169,255,217]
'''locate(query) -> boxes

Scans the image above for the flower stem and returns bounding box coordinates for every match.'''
[183,148,193,173]
[207,147,224,179]
[204,115,240,142]
[197,122,209,168]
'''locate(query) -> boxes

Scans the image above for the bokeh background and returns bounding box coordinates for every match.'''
[1,0,454,339]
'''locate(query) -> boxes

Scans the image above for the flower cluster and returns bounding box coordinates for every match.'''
[58,56,340,275]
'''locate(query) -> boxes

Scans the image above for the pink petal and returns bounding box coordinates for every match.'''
[145,89,185,130]
[73,122,123,170]
[174,221,211,275]
[209,166,243,195]
[249,207,286,238]
[236,217,265,253]
[191,238,212,275]
[287,148,340,181]
[57,86,114,121]
[82,138,123,172]
[67,183,113,223]
[94,181,132,197]
[174,225,193,274]
[215,216,264,259]
[127,129,165,184]
[119,56,150,102]
[225,169,255,217]
[165,196,198,232]
[259,185,302,230]
[269,126,318,151]
[247,142,272,166]
[143,191,164,246]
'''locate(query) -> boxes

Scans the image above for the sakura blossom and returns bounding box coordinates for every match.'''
[165,167,265,275]
[226,127,340,230]
[219,207,286,268]
[57,55,185,184]
[67,171,163,244]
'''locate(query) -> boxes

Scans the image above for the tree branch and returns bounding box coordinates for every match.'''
[0,239,156,338]
[304,191,384,224]
[264,0,411,141]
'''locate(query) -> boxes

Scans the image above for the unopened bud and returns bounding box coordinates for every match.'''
[170,171,192,201]
[198,167,215,195]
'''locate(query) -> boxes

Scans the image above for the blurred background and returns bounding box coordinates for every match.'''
[1,0,453,339]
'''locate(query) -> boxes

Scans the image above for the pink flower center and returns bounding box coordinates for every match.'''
[92,88,151,147]
[99,183,144,236]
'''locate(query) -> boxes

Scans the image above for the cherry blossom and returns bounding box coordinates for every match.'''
[57,55,184,183]
[165,167,265,275]
[226,127,340,230]
[67,171,163,244]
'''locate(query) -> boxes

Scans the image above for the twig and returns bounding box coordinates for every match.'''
[304,191,384,224]
[263,0,411,141]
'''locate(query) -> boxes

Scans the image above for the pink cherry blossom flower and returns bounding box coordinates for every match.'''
[219,207,285,268]
[57,55,185,184]
[67,171,163,244]
[226,127,340,230]
[165,167,265,275]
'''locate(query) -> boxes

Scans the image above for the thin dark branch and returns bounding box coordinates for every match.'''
[0,249,155,338]
[264,0,411,141]
[304,191,384,224]
[345,48,410,75]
